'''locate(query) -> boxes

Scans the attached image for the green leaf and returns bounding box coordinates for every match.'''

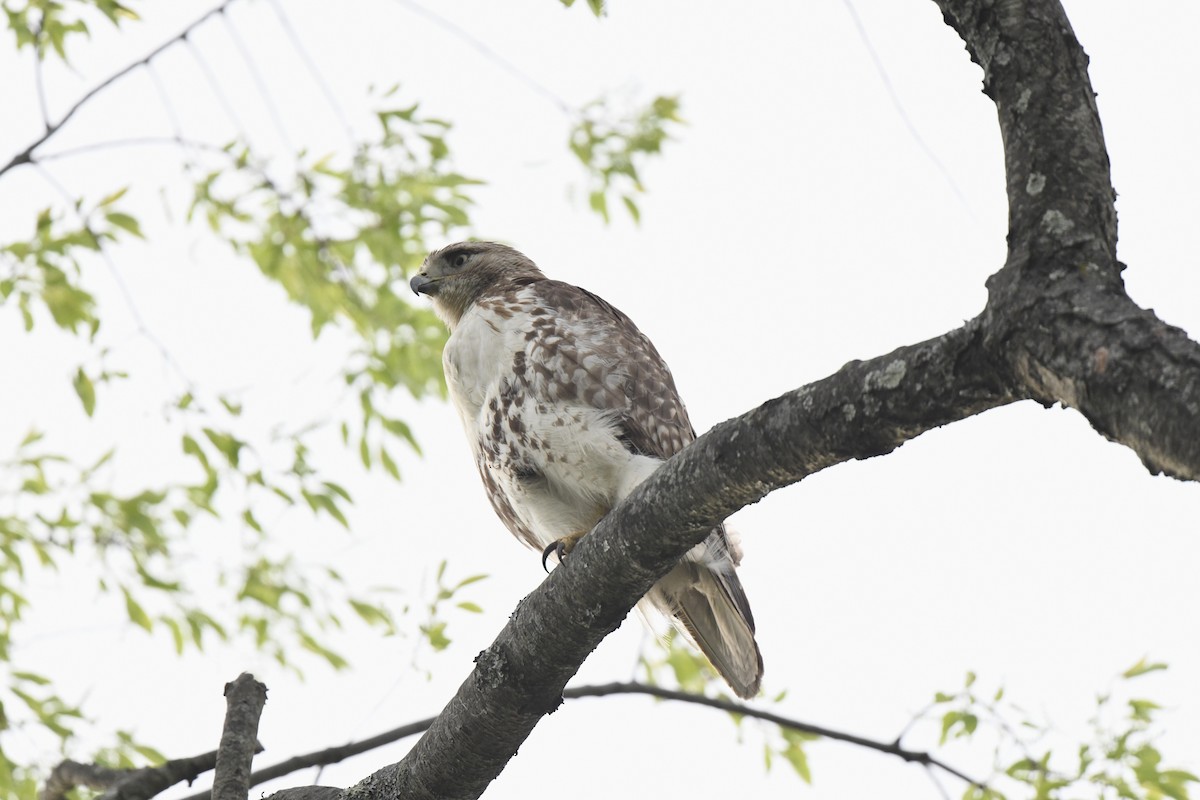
[455,573,489,590]
[780,731,813,784]
[588,190,609,222]
[19,428,44,448]
[202,427,244,467]
[73,367,96,416]
[106,211,144,238]
[122,588,153,632]
[621,195,641,223]
[456,601,483,613]
[1129,698,1161,722]
[350,600,395,631]
[421,621,451,651]
[299,632,348,669]
[1123,658,1168,679]
[11,671,52,686]
[379,446,401,480]
[97,187,129,207]
[242,508,263,533]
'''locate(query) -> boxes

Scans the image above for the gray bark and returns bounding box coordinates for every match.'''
[211,674,268,800]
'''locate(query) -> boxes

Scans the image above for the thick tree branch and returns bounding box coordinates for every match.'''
[935,0,1200,479]
[324,323,1014,800]
[212,674,268,800]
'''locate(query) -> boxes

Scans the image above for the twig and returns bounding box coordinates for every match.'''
[390,0,573,114]
[31,163,198,390]
[37,135,228,163]
[212,673,268,800]
[925,763,954,800]
[32,24,51,131]
[839,0,975,216]
[893,696,941,747]
[145,62,201,177]
[565,683,987,788]
[265,0,356,145]
[219,9,293,151]
[0,0,238,179]
[183,38,249,139]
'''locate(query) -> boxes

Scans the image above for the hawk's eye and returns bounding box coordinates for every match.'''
[451,253,470,269]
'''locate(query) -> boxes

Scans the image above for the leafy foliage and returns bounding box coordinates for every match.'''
[558,0,605,17]
[415,560,488,668]
[0,193,143,336]
[0,24,483,795]
[189,96,476,469]
[3,0,139,61]
[569,94,683,223]
[926,665,1197,800]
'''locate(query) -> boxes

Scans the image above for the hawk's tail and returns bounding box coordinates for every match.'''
[649,559,764,699]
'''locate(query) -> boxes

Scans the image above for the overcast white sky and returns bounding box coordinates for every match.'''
[1,1,1197,799]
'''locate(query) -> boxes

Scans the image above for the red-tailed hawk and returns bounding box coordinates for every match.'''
[411,241,763,698]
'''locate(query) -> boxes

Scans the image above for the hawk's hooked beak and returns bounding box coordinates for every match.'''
[410,273,438,296]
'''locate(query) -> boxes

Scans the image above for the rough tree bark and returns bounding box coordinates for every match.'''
[266,1,1200,798]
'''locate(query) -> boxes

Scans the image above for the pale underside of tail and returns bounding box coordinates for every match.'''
[642,554,764,699]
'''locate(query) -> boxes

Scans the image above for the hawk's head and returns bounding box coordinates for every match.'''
[411,241,544,328]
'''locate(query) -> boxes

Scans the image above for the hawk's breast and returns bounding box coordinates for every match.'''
[444,291,648,551]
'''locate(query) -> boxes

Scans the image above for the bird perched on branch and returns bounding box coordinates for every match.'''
[410,241,763,698]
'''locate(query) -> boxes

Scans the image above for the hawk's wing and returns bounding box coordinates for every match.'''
[475,276,762,698]
[521,279,696,460]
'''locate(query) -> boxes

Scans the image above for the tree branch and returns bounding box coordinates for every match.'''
[935,0,1200,479]
[212,674,268,800]
[0,0,238,179]
[179,718,438,800]
[41,750,228,800]
[327,322,1014,800]
[562,683,985,788]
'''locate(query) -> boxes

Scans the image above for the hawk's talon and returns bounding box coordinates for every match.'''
[541,541,561,573]
[541,532,586,573]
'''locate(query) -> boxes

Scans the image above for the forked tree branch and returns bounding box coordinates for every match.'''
[934,0,1200,479]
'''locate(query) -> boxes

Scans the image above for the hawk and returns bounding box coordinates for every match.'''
[411,241,763,698]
